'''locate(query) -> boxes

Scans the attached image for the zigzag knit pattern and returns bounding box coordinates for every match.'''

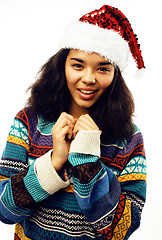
[0,107,146,240]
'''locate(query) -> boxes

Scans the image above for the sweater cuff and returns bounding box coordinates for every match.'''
[34,150,70,195]
[69,130,101,157]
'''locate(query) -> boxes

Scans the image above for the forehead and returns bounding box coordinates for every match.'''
[67,49,109,63]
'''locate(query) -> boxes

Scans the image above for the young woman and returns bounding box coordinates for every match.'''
[0,5,146,240]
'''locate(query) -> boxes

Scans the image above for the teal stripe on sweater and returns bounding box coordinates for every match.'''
[43,191,82,212]
[121,180,146,199]
[2,142,28,162]
[68,153,98,167]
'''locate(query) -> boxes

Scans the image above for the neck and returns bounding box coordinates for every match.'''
[69,101,89,119]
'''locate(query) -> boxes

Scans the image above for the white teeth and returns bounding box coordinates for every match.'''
[80,90,95,94]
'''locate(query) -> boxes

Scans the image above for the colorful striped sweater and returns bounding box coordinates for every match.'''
[0,107,146,240]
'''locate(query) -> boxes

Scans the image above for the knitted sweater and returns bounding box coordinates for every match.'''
[0,107,146,240]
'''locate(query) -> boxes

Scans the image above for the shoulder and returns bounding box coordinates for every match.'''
[117,124,145,155]
[15,107,35,121]
[127,124,144,148]
[101,124,145,162]
[15,107,38,131]
[102,124,144,147]
[15,107,55,137]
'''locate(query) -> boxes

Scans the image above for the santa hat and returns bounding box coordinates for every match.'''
[59,5,145,72]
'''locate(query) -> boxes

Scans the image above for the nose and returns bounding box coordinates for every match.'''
[81,69,96,84]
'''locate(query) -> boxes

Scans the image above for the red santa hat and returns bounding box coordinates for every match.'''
[59,5,145,72]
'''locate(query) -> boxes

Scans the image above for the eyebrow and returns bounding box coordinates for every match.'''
[70,58,84,63]
[99,62,112,66]
[70,58,111,65]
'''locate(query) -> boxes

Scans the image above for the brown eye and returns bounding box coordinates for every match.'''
[73,64,83,69]
[98,67,109,72]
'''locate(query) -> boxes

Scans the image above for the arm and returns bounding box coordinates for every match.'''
[68,124,146,239]
[68,130,121,233]
[0,109,69,224]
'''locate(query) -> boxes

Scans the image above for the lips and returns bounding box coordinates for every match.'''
[77,88,98,100]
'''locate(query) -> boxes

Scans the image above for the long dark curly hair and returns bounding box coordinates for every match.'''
[27,48,135,142]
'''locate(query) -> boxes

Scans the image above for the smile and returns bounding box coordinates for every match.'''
[77,88,98,100]
[79,89,97,94]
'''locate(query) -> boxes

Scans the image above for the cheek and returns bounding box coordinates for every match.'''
[99,78,113,91]
[98,71,114,91]
[65,68,78,87]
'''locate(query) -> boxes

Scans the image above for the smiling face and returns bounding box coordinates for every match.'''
[65,49,115,118]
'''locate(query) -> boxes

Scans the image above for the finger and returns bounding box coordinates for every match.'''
[55,112,76,125]
[73,120,90,138]
[54,112,76,130]
[66,127,73,140]
[73,123,89,137]
[73,115,100,137]
[61,112,76,126]
[77,115,99,130]
[58,125,73,141]
[62,117,75,130]
[54,112,67,126]
[66,113,77,125]
[52,121,74,142]
[82,115,100,129]
[82,114,95,124]
[75,119,92,131]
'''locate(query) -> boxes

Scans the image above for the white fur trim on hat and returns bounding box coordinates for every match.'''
[59,21,129,72]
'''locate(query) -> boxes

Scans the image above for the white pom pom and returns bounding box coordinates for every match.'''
[133,68,146,79]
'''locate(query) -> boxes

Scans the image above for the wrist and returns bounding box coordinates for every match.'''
[51,151,64,172]
[34,150,70,194]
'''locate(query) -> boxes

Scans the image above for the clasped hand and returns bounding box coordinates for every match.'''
[51,112,100,171]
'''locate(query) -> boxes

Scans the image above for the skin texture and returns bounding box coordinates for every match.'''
[51,49,115,171]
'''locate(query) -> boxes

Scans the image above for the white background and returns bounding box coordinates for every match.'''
[0,0,161,239]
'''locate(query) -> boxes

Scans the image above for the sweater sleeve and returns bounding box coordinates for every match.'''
[0,110,69,224]
[68,129,146,240]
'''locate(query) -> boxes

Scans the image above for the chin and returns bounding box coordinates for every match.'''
[78,101,95,109]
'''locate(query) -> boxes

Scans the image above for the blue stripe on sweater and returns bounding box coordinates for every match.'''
[0,199,32,224]
[0,179,8,192]
[74,171,109,210]
[0,199,31,224]
[73,165,116,210]
[82,175,121,222]
[42,191,82,212]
